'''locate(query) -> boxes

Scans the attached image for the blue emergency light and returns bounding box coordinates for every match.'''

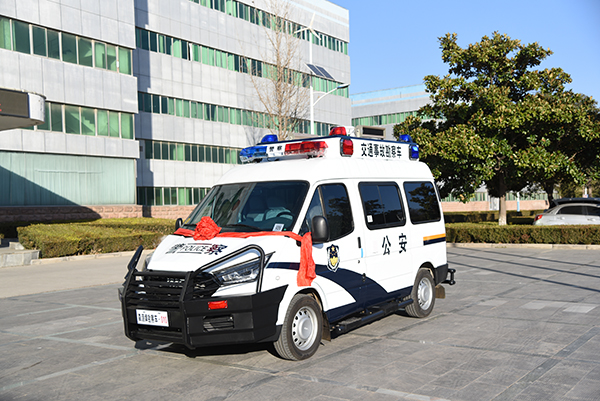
[398,134,413,143]
[239,145,267,162]
[260,134,278,143]
[409,144,419,160]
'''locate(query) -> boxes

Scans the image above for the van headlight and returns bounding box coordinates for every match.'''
[212,254,271,286]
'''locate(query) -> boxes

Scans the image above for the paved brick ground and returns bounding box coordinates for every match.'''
[1,247,599,400]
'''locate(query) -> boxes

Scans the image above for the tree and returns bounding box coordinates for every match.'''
[394,32,600,225]
[249,0,309,140]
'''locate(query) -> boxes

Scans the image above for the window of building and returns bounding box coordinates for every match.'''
[109,111,120,137]
[81,107,95,135]
[121,114,133,139]
[47,29,60,59]
[149,31,157,52]
[32,26,46,56]
[61,33,77,64]
[95,42,106,68]
[153,142,161,159]
[175,99,183,117]
[78,37,93,66]
[12,20,30,54]
[0,17,11,50]
[64,105,80,134]
[50,103,63,132]
[403,182,441,224]
[97,110,108,136]
[359,182,406,229]
[118,47,131,74]
[106,45,117,71]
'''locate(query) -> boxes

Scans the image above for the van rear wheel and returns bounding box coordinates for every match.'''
[405,268,435,318]
[274,294,322,360]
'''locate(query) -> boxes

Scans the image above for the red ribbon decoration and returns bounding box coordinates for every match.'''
[174,217,316,287]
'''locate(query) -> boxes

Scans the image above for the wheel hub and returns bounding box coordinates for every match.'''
[292,307,316,350]
[418,278,433,310]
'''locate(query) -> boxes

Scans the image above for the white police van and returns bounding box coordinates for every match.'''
[120,128,455,360]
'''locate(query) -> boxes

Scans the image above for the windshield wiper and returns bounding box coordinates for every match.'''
[222,223,262,232]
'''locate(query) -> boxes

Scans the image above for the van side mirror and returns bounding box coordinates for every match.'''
[311,216,329,244]
[175,218,184,230]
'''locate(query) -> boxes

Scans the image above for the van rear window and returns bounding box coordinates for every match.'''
[403,182,441,224]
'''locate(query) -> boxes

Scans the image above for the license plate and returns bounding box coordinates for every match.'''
[136,309,169,327]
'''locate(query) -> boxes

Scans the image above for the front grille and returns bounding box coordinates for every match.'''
[126,271,221,310]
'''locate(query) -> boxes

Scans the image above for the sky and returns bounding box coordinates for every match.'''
[333,0,600,101]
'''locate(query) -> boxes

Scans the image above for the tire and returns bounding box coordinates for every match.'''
[274,294,323,360]
[405,268,435,318]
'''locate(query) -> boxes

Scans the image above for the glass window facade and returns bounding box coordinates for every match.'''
[134,27,349,100]
[352,111,420,127]
[186,0,348,55]
[1,17,132,75]
[32,101,134,139]
[137,91,334,136]
[137,186,210,206]
[143,140,241,165]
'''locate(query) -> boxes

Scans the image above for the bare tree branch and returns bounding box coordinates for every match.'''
[249,0,309,140]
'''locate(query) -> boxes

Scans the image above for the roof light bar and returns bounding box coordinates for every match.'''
[285,141,328,157]
[329,126,347,136]
[240,145,267,163]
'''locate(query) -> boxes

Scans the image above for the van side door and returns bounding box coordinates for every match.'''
[358,182,413,306]
[300,183,365,322]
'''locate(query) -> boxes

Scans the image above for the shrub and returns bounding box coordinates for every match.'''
[17,218,176,258]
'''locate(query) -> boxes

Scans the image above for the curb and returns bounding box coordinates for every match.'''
[30,249,149,265]
[446,243,600,250]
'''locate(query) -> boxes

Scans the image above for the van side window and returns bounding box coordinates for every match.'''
[359,182,406,230]
[403,181,441,224]
[301,184,353,241]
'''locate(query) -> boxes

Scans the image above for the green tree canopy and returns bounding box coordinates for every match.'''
[394,32,600,225]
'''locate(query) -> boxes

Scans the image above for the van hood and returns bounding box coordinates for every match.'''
[146,234,296,273]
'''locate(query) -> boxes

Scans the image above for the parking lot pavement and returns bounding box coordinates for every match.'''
[1,247,599,401]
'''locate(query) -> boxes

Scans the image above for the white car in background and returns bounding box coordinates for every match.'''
[533,198,600,225]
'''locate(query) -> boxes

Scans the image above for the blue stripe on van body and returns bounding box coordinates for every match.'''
[267,262,412,324]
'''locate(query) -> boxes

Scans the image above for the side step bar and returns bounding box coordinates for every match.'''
[333,298,414,336]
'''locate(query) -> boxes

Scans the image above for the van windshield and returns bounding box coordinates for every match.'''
[183,181,309,232]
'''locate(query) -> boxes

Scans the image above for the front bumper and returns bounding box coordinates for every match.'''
[120,245,286,348]
[122,284,286,348]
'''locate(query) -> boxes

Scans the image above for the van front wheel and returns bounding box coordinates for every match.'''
[405,268,435,318]
[274,294,323,360]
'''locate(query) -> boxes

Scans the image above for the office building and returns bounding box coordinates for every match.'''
[0,0,351,221]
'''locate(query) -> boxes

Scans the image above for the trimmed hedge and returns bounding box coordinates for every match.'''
[446,223,600,245]
[17,218,175,258]
[82,218,175,235]
[443,210,543,225]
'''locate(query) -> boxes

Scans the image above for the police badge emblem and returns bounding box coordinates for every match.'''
[327,244,340,272]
